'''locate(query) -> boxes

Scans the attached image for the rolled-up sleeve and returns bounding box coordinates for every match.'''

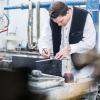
[38,17,53,54]
[70,13,96,54]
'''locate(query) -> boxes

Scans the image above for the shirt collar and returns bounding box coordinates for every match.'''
[63,7,73,29]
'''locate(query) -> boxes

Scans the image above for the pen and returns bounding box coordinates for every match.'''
[42,49,48,54]
[42,49,50,59]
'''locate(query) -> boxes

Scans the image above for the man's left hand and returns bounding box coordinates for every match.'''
[55,47,71,60]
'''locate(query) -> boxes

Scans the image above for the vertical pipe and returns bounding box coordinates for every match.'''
[36,1,40,43]
[92,10,99,53]
[86,0,99,53]
[27,0,34,49]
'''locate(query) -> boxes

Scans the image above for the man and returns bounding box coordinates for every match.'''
[38,1,96,60]
[38,2,96,75]
[38,2,97,99]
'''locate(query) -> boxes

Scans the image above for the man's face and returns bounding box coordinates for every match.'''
[52,10,71,26]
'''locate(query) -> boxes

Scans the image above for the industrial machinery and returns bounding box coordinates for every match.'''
[0,0,99,100]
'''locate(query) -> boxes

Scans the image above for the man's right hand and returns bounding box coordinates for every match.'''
[41,48,50,59]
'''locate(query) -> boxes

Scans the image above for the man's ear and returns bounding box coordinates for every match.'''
[67,8,72,15]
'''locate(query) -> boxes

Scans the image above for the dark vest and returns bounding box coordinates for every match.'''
[50,7,88,55]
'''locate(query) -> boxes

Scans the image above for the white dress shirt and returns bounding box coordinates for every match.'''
[38,8,96,79]
[38,8,96,55]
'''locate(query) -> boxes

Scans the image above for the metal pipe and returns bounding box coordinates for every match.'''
[1,1,86,10]
[86,0,99,53]
[36,1,40,43]
[27,0,34,50]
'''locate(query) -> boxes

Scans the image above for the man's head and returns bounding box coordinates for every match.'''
[49,1,72,26]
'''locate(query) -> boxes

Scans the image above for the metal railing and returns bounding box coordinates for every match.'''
[0,0,87,10]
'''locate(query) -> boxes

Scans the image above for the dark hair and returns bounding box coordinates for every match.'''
[49,1,69,19]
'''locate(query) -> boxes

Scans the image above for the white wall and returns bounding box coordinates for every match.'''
[8,0,50,47]
[0,0,50,49]
[0,0,72,49]
[8,0,66,42]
